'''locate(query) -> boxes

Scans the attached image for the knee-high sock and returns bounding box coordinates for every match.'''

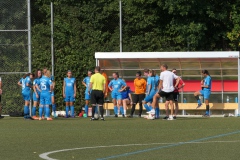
[52,104,56,113]
[195,96,201,104]
[99,106,104,117]
[24,106,29,118]
[144,104,151,111]
[70,106,74,117]
[85,105,88,116]
[130,104,136,116]
[155,108,160,118]
[43,106,46,117]
[206,105,210,114]
[39,106,43,118]
[92,106,96,118]
[65,106,69,117]
[139,103,143,116]
[45,105,50,118]
[120,106,124,114]
[32,106,36,116]
[114,106,118,115]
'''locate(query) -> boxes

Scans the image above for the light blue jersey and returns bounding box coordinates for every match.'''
[39,76,52,105]
[203,76,212,91]
[64,77,75,96]
[19,76,31,94]
[19,76,31,101]
[108,78,126,93]
[83,76,91,94]
[108,78,126,100]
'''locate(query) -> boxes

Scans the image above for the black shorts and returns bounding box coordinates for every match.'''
[158,91,174,101]
[173,92,179,102]
[132,94,145,104]
[90,90,104,106]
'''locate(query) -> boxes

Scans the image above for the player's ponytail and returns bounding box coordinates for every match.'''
[149,69,156,77]
[202,70,210,75]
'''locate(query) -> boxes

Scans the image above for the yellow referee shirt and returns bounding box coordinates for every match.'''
[90,73,106,91]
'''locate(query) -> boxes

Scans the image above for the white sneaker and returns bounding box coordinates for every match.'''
[167,115,174,120]
[147,109,155,114]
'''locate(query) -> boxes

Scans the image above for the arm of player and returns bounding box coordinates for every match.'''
[128,92,133,104]
[108,81,113,92]
[147,84,151,95]
[82,78,87,87]
[62,80,66,98]
[33,84,39,98]
[119,85,127,92]
[74,81,77,98]
[201,79,210,88]
[174,77,180,88]
[88,82,92,95]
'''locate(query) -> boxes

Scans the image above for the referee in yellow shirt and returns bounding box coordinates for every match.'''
[88,66,106,121]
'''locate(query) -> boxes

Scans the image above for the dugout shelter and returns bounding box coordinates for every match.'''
[95,52,239,116]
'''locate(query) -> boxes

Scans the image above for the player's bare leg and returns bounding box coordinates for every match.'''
[174,101,179,116]
[194,91,202,108]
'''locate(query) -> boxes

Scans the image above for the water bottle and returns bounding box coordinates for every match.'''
[183,98,187,103]
[235,97,238,103]
[226,96,229,103]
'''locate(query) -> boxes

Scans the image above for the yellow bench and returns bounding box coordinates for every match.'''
[103,103,238,115]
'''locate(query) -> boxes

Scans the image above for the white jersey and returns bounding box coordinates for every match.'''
[160,70,178,93]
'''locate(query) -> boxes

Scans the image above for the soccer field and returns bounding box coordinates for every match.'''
[1,117,240,160]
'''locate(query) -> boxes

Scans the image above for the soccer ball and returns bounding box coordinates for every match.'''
[147,113,155,120]
[94,113,99,120]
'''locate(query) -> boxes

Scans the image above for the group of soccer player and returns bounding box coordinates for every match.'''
[16,63,212,121]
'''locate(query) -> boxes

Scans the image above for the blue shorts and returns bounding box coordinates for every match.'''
[200,90,211,100]
[65,95,75,102]
[40,92,51,105]
[22,92,31,101]
[51,91,55,97]
[143,91,155,103]
[111,92,122,100]
[33,92,40,102]
[85,92,90,100]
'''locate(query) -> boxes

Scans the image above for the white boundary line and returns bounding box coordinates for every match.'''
[39,140,240,160]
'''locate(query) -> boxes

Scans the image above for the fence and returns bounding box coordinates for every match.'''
[0,0,30,114]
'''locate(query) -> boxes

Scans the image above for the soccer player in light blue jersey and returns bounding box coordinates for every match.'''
[63,70,76,118]
[143,69,160,118]
[32,69,42,120]
[43,67,57,118]
[194,70,212,117]
[18,73,34,120]
[108,72,127,117]
[38,70,53,121]
[82,70,92,117]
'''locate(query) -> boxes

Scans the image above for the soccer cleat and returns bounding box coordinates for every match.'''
[138,115,142,118]
[148,109,155,115]
[114,114,118,118]
[173,116,177,120]
[0,116,5,119]
[196,103,202,109]
[39,117,42,121]
[163,116,169,120]
[122,114,125,118]
[90,117,95,121]
[47,118,53,121]
[101,117,105,121]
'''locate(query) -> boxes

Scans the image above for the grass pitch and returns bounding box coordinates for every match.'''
[0,116,240,160]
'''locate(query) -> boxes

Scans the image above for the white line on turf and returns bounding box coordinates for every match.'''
[39,140,240,160]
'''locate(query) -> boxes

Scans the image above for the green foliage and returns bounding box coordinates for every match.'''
[31,0,240,111]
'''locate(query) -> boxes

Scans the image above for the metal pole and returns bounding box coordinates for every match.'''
[238,52,240,116]
[27,0,31,73]
[119,0,122,52]
[27,0,32,116]
[51,1,54,76]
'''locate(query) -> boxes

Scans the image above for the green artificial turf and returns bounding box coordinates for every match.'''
[0,117,240,160]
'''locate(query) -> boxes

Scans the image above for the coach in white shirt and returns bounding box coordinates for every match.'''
[149,64,180,120]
